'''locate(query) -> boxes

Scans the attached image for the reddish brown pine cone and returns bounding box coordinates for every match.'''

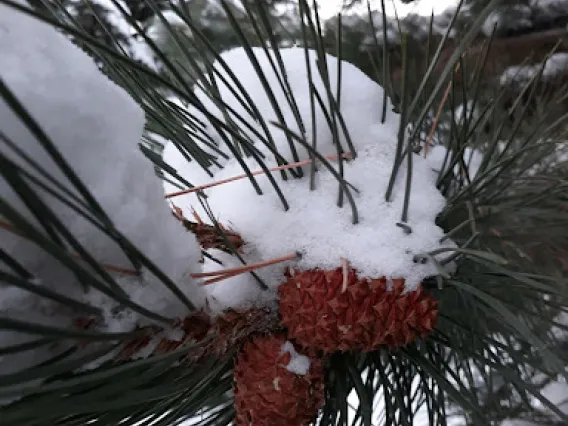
[233,333,324,426]
[278,267,439,353]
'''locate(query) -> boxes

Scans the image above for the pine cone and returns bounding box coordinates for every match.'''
[234,333,324,426]
[278,267,439,353]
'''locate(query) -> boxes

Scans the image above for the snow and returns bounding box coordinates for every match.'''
[501,53,568,85]
[324,0,461,47]
[164,46,452,315]
[482,4,533,36]
[280,340,311,375]
[427,144,484,180]
[318,0,459,20]
[537,0,568,17]
[160,125,220,223]
[499,374,568,425]
[155,9,187,27]
[325,11,400,46]
[501,421,537,426]
[200,249,281,316]
[363,16,401,46]
[540,378,568,414]
[147,9,194,48]
[0,1,205,381]
[206,143,451,290]
[77,0,157,69]
[327,6,458,49]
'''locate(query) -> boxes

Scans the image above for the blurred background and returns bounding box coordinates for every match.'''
[28,0,568,157]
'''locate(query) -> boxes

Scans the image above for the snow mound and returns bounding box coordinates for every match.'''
[208,143,450,290]
[165,47,452,312]
[194,47,400,162]
[0,2,204,379]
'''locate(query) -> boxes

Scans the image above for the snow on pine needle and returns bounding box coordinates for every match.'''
[0,2,205,379]
[164,47,455,314]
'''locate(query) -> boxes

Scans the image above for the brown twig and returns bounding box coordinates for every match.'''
[171,202,184,221]
[194,253,299,286]
[165,153,353,199]
[177,216,244,253]
[424,62,461,157]
[170,205,244,253]
[191,209,204,224]
[341,257,349,294]
[84,258,139,277]
[193,252,298,278]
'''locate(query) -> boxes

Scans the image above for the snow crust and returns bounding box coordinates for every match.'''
[164,47,453,312]
[280,341,311,376]
[0,2,204,379]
